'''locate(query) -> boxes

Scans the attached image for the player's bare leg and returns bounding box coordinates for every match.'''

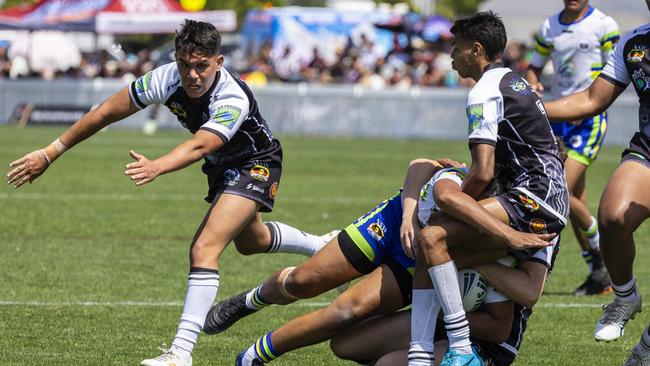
[594,160,650,341]
[236,264,406,364]
[204,235,362,334]
[142,193,258,366]
[565,158,610,296]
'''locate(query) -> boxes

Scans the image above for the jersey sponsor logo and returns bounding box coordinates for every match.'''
[529,218,547,233]
[367,220,386,241]
[135,72,152,93]
[223,168,240,186]
[269,182,279,200]
[169,101,187,118]
[213,105,242,129]
[558,62,575,88]
[632,69,650,91]
[250,164,270,182]
[509,77,532,95]
[467,103,483,133]
[246,183,265,194]
[518,194,540,212]
[569,134,583,149]
[577,39,591,52]
[627,48,645,63]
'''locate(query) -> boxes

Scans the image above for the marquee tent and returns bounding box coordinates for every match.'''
[0,0,236,33]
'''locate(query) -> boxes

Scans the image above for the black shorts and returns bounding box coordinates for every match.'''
[622,132,650,168]
[434,324,516,366]
[202,140,282,212]
[338,231,414,306]
[496,190,567,261]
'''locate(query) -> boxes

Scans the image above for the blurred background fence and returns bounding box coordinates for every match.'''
[0,79,640,145]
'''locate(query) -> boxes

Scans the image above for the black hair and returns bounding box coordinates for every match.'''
[175,19,221,57]
[450,11,507,61]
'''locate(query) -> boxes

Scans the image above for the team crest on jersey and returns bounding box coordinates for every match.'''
[529,218,547,233]
[467,103,483,133]
[633,69,650,91]
[213,105,242,129]
[269,182,279,200]
[169,101,187,118]
[518,194,540,212]
[627,48,645,63]
[569,135,583,149]
[135,72,152,93]
[223,169,240,186]
[577,40,591,52]
[509,78,531,95]
[367,220,387,241]
[250,164,270,182]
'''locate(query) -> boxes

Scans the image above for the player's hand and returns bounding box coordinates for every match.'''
[531,82,544,97]
[436,159,465,169]
[6,150,50,188]
[505,229,556,250]
[400,216,418,259]
[124,150,161,186]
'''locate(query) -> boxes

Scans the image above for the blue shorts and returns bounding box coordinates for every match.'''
[338,191,414,304]
[552,112,607,166]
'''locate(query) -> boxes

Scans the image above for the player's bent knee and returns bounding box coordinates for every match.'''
[330,336,357,361]
[190,238,223,262]
[277,267,302,300]
[283,267,324,299]
[598,206,629,234]
[416,226,447,253]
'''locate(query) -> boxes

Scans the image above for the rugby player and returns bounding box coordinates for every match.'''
[203,155,556,365]
[6,20,332,366]
[407,11,569,366]
[526,0,619,296]
[544,2,650,363]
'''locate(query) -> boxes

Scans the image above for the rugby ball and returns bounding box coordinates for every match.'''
[458,269,488,312]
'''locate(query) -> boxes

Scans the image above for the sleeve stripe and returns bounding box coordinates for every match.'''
[535,46,551,57]
[598,73,628,89]
[199,126,228,143]
[129,82,147,110]
[600,31,620,44]
[534,34,551,49]
[468,138,497,146]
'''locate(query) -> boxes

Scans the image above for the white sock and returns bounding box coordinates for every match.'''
[408,289,439,366]
[582,217,600,250]
[245,285,272,310]
[265,221,326,256]
[172,268,220,358]
[428,261,471,355]
[613,277,641,303]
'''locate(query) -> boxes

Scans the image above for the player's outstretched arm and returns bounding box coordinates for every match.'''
[474,260,547,308]
[400,158,446,258]
[544,76,625,122]
[6,87,138,188]
[124,130,223,186]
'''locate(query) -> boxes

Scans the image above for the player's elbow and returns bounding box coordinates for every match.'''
[521,289,541,309]
[434,188,459,211]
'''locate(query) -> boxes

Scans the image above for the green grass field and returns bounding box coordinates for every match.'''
[1,126,648,365]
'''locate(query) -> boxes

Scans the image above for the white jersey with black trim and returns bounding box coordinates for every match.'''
[600,23,650,139]
[466,64,569,219]
[530,6,620,99]
[129,62,275,166]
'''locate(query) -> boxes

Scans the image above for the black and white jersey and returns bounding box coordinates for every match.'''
[466,64,569,221]
[600,23,650,139]
[497,239,560,357]
[129,62,275,166]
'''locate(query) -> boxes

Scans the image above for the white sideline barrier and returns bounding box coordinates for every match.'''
[0,79,640,145]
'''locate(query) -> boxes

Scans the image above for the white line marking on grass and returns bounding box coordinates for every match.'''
[0,192,375,204]
[0,300,621,309]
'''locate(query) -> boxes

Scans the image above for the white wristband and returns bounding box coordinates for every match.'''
[52,138,69,154]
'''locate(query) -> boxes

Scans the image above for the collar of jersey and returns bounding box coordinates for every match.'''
[483,62,504,73]
[558,5,594,26]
